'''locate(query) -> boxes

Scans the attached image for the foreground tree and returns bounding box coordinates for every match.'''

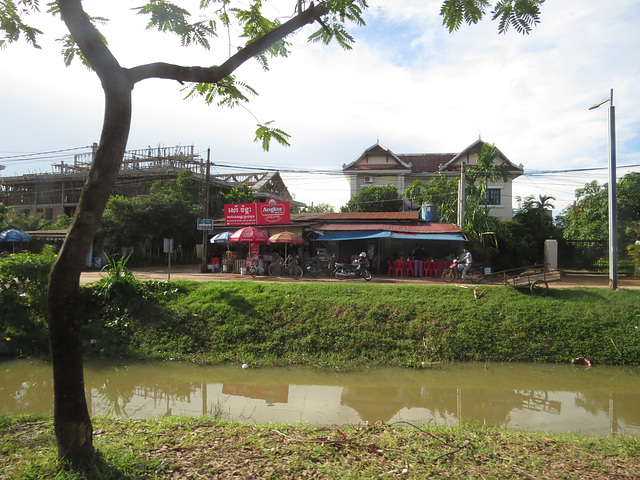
[2,0,544,466]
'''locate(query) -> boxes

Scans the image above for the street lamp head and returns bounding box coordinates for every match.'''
[589,89,613,110]
[589,96,611,110]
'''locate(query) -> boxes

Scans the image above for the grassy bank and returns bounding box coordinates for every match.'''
[2,415,639,479]
[72,280,640,367]
[3,275,640,366]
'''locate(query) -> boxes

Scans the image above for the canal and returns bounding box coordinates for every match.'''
[2,359,639,437]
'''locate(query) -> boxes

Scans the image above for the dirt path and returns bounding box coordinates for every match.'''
[81,264,640,289]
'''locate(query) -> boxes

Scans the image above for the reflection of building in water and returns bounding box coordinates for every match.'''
[514,390,561,414]
[341,386,562,427]
[340,386,423,423]
[222,384,289,405]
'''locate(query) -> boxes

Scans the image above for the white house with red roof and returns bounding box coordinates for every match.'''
[342,139,524,220]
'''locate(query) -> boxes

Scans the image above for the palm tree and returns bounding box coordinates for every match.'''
[533,194,555,211]
[466,143,509,214]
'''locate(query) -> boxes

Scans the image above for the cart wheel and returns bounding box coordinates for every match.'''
[530,280,548,295]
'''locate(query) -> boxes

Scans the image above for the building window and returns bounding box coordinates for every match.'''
[485,189,501,205]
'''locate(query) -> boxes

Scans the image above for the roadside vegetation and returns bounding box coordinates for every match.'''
[3,250,639,367]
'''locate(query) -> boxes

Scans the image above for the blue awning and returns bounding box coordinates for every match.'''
[315,230,465,242]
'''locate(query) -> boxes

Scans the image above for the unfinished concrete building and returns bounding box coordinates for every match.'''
[0,144,301,223]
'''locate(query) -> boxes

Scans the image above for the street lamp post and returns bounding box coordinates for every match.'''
[589,88,617,290]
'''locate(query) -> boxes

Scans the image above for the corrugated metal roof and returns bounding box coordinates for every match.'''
[310,222,461,234]
[319,212,419,221]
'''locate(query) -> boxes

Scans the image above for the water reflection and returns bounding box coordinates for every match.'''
[2,360,639,437]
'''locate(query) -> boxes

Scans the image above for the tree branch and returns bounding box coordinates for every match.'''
[58,0,125,88]
[129,3,328,84]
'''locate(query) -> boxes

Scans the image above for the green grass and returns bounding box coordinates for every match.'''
[2,415,639,479]
[77,280,640,368]
[5,278,640,367]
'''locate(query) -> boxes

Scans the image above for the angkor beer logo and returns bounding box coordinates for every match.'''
[260,198,286,223]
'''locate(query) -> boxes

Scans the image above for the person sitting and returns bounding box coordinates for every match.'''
[457,248,473,280]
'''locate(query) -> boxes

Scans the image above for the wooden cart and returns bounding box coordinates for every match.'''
[503,268,562,295]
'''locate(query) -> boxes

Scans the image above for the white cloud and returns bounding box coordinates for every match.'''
[0,0,639,212]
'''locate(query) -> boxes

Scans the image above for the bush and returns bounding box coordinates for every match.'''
[0,246,56,355]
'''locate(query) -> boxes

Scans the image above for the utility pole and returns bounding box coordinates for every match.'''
[200,149,211,273]
[589,89,617,290]
[457,163,466,227]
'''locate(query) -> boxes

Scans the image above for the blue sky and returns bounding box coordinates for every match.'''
[1,0,639,214]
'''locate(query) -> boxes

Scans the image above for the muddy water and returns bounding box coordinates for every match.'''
[2,360,639,437]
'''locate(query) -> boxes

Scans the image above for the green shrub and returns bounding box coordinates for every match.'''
[0,246,55,355]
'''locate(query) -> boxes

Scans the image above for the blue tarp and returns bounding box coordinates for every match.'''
[315,230,465,242]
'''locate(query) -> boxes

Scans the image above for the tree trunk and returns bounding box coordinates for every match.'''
[50,0,327,466]
[47,67,133,465]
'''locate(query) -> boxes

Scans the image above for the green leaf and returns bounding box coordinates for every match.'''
[254,121,291,152]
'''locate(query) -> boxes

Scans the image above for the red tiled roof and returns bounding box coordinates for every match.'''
[343,163,403,171]
[397,154,457,173]
[311,222,462,234]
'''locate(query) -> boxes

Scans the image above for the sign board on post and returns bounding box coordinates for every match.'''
[163,238,174,280]
[197,219,214,231]
[224,199,290,226]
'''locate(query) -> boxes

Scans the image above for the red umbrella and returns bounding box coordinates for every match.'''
[268,231,304,258]
[229,226,269,243]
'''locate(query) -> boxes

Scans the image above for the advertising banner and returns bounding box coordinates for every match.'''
[224,203,258,226]
[224,199,290,226]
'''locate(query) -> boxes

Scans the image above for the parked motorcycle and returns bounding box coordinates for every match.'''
[441,261,485,283]
[334,252,372,281]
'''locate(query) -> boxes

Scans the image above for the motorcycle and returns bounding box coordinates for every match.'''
[334,258,372,281]
[441,261,485,283]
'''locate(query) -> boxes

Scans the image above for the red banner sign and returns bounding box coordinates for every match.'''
[225,199,290,226]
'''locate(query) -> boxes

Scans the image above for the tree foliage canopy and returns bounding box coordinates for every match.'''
[341,185,403,212]
[99,170,202,258]
[557,172,640,247]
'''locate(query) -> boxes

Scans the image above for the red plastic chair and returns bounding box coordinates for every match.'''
[433,261,444,278]
[387,260,400,277]
[423,261,434,278]
[403,261,415,277]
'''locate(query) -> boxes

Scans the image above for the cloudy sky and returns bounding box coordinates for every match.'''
[1,0,639,214]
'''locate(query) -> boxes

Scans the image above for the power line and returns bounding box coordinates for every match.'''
[0,146,92,162]
[526,163,640,175]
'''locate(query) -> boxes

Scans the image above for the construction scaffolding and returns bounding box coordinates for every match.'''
[0,144,301,222]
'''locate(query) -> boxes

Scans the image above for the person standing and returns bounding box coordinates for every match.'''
[412,244,426,278]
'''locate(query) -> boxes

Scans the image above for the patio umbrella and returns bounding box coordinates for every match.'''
[268,231,304,258]
[0,229,32,252]
[229,226,269,243]
[210,231,233,244]
[230,226,270,261]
